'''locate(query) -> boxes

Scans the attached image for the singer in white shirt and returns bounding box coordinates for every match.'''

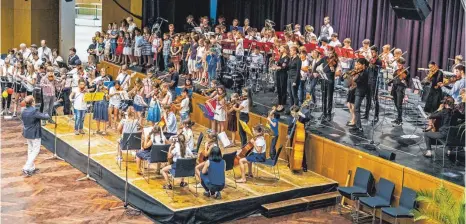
[37,40,53,62]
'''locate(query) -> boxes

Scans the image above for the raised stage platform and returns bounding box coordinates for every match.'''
[41,115,338,223]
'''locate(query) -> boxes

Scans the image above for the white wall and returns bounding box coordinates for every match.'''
[59,0,76,60]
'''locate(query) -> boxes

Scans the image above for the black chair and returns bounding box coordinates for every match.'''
[337,167,375,218]
[142,144,170,183]
[358,178,395,223]
[193,132,204,154]
[117,132,142,169]
[253,145,283,184]
[222,151,237,189]
[435,124,465,167]
[380,187,417,224]
[168,157,197,200]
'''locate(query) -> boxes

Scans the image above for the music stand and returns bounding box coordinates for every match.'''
[76,92,105,182]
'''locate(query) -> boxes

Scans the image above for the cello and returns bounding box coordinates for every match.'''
[288,98,311,171]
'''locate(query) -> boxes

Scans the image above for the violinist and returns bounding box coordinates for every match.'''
[236,125,266,183]
[423,62,444,113]
[226,93,240,147]
[308,50,322,105]
[387,58,409,126]
[357,39,372,61]
[39,71,59,125]
[91,68,111,135]
[349,58,369,133]
[438,65,465,105]
[173,88,190,121]
[298,50,309,106]
[232,88,252,147]
[364,46,383,123]
[69,78,88,135]
[313,46,340,122]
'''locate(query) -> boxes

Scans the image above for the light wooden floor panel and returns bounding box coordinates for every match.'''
[42,115,336,211]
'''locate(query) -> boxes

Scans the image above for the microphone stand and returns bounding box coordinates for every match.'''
[109,119,141,216]
[76,88,99,182]
[46,79,65,161]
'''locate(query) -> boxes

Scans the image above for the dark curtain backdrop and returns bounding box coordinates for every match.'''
[143,0,209,33]
[218,0,465,78]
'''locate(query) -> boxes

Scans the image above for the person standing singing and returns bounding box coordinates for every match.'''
[21,96,50,177]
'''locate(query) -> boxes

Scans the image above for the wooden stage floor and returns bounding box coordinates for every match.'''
[41,115,337,222]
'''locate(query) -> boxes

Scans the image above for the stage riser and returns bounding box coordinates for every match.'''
[41,126,338,224]
[261,198,337,218]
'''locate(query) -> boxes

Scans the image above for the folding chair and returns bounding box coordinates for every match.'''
[337,167,375,218]
[222,151,237,189]
[117,132,142,170]
[168,158,198,200]
[435,124,465,167]
[253,146,283,184]
[142,144,170,183]
[358,178,395,223]
[380,187,417,224]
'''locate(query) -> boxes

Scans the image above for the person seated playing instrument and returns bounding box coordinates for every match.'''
[250,47,264,66]
[195,133,218,186]
[136,125,167,175]
[117,106,142,160]
[161,134,194,190]
[423,96,462,158]
[200,146,225,199]
[236,125,266,183]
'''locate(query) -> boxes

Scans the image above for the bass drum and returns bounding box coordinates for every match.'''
[220,72,243,89]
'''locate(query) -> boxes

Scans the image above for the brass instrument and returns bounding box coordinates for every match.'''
[265,19,276,31]
[304,25,314,33]
[285,23,293,35]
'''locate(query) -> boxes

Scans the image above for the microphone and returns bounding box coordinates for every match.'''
[448,58,455,61]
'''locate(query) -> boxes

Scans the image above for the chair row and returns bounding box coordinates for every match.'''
[337,167,417,224]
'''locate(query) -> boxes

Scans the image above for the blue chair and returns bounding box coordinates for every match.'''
[142,144,170,183]
[358,178,395,223]
[337,167,375,217]
[168,158,197,200]
[253,146,283,184]
[380,187,417,224]
[223,151,237,189]
[117,132,143,170]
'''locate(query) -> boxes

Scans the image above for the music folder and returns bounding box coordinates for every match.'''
[84,92,105,102]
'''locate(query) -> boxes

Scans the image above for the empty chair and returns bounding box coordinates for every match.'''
[222,151,237,189]
[380,187,417,224]
[358,178,395,223]
[337,167,375,217]
[142,144,170,183]
[168,157,197,200]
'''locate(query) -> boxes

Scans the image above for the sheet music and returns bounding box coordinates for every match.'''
[418,105,428,119]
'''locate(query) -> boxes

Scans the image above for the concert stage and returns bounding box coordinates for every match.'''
[40,116,338,223]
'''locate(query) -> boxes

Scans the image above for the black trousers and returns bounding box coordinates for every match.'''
[424,131,445,151]
[354,91,367,129]
[62,89,72,115]
[365,83,379,118]
[238,112,249,147]
[287,78,299,106]
[393,91,404,121]
[276,70,288,105]
[321,79,335,116]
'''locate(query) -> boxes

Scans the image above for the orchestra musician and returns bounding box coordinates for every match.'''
[161,135,194,190]
[287,105,311,172]
[379,45,394,90]
[91,68,111,135]
[39,71,59,125]
[318,17,334,42]
[184,15,197,33]
[195,133,218,184]
[226,93,239,147]
[267,106,280,159]
[68,47,80,67]
[136,124,167,175]
[423,96,462,158]
[304,25,316,43]
[298,49,309,106]
[439,65,465,105]
[273,45,290,112]
[236,125,266,183]
[451,55,463,72]
[423,62,444,113]
[350,58,369,133]
[387,58,409,126]
[199,146,225,199]
[313,46,341,122]
[357,39,372,61]
[69,78,88,135]
[287,46,302,108]
[364,46,383,123]
[232,88,252,147]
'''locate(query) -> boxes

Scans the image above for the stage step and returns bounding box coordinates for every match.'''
[261,191,340,218]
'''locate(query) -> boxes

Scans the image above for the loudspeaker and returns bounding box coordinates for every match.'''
[379,150,396,161]
[389,0,432,21]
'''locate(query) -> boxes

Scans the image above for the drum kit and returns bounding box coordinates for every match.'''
[220,54,275,93]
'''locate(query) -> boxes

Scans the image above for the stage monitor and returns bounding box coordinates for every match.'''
[389,0,432,21]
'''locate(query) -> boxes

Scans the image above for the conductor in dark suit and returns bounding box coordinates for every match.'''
[21,96,50,176]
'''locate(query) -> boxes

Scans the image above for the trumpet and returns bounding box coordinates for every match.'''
[285,23,293,35]
[265,19,275,28]
[304,25,314,33]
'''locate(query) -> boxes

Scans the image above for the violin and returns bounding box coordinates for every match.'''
[437,76,459,88]
[343,67,365,90]
[422,67,438,84]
